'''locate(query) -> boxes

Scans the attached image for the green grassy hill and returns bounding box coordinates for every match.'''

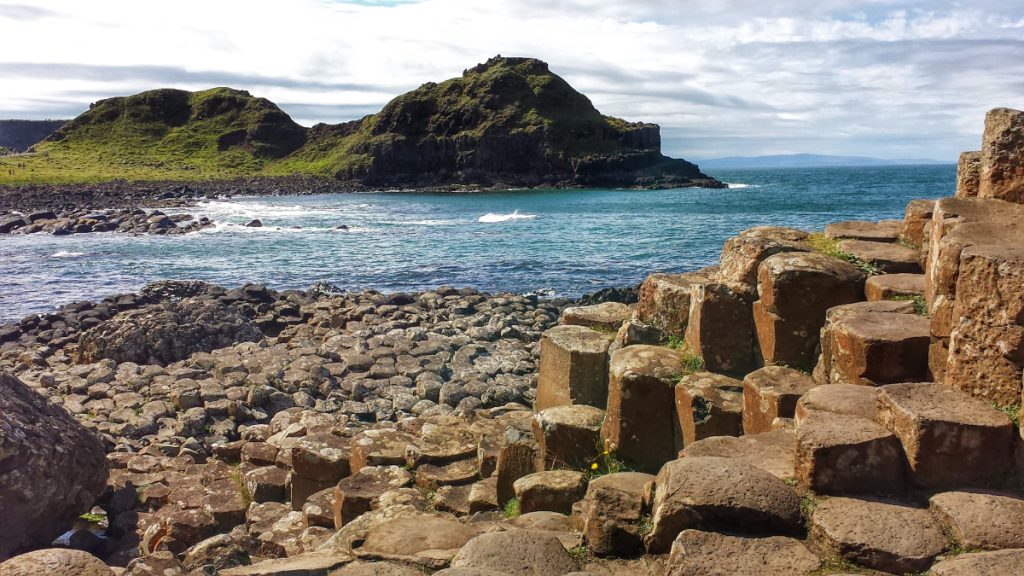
[0,57,720,189]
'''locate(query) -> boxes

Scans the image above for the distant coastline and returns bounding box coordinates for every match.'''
[695,153,952,170]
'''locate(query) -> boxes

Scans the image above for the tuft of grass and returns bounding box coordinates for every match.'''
[992,402,1021,428]
[232,464,253,508]
[800,492,823,522]
[568,544,590,564]
[890,294,928,316]
[666,335,685,350]
[502,497,521,519]
[635,514,654,536]
[666,338,704,378]
[806,233,882,276]
[810,556,873,574]
[79,512,106,523]
[585,442,634,480]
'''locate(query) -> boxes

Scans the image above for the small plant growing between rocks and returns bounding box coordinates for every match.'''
[635,514,654,537]
[502,497,520,519]
[79,511,106,523]
[232,464,253,508]
[585,443,633,480]
[890,294,928,316]
[992,402,1021,428]
[568,544,591,564]
[806,233,882,276]
[666,335,685,350]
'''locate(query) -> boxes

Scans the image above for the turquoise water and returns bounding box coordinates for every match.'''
[0,165,955,321]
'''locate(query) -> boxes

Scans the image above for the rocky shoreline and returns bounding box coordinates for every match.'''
[1,107,1024,576]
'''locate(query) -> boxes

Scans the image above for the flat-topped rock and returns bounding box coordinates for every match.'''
[838,239,922,273]
[560,302,631,332]
[467,477,498,514]
[929,549,1024,575]
[533,405,604,470]
[219,551,352,575]
[681,429,795,479]
[646,456,802,553]
[674,372,743,445]
[536,325,611,410]
[352,516,480,568]
[664,530,821,576]
[331,562,425,576]
[601,345,683,472]
[513,470,587,515]
[572,472,654,557]
[0,549,115,576]
[877,383,1014,488]
[349,429,416,472]
[795,411,906,495]
[755,252,866,368]
[814,300,918,384]
[450,531,577,576]
[929,491,1024,551]
[718,226,809,286]
[865,273,925,301]
[742,366,816,435]
[333,465,413,528]
[795,384,880,424]
[684,281,758,373]
[810,497,947,574]
[414,459,479,491]
[899,198,934,247]
[825,311,930,386]
[636,269,718,338]
[957,151,982,198]
[979,107,1024,203]
[825,220,901,243]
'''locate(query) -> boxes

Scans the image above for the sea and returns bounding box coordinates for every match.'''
[0,164,955,321]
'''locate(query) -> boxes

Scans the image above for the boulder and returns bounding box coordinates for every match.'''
[572,472,654,557]
[864,273,925,301]
[979,107,1024,203]
[352,516,481,568]
[681,429,795,479]
[333,465,413,528]
[635,269,717,338]
[956,151,982,198]
[929,491,1024,551]
[601,345,683,472]
[0,372,108,560]
[899,199,934,248]
[809,497,946,574]
[794,384,880,425]
[823,311,930,386]
[718,226,809,286]
[684,281,758,373]
[75,296,261,365]
[535,325,611,410]
[450,531,577,576]
[560,302,631,331]
[645,456,802,553]
[664,530,821,576]
[330,562,424,576]
[0,549,114,576]
[218,551,352,575]
[929,549,1024,575]
[825,220,901,243]
[754,252,866,369]
[876,383,1014,488]
[674,372,743,446]
[794,411,906,495]
[513,470,587,515]
[742,366,815,435]
[533,405,605,470]
[837,239,921,273]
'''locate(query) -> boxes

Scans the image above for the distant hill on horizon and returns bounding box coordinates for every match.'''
[696,153,952,169]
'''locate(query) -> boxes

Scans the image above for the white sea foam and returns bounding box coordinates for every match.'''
[726,183,758,189]
[51,251,84,258]
[478,210,537,223]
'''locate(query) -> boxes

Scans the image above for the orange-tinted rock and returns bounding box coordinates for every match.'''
[877,383,1015,488]
[837,239,921,273]
[333,465,413,528]
[742,366,815,435]
[825,220,900,243]
[795,384,880,425]
[684,281,758,373]
[600,345,683,472]
[559,302,631,331]
[956,151,981,198]
[795,411,906,495]
[718,226,809,286]
[674,372,743,446]
[929,491,1024,551]
[635,269,717,338]
[899,199,934,248]
[349,429,415,472]
[825,311,930,386]
[979,107,1024,204]
[864,273,925,301]
[533,405,604,470]
[573,472,654,557]
[535,325,611,410]
[813,300,918,384]
[681,429,795,479]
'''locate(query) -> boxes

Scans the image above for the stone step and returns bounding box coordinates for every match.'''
[718,226,809,287]
[742,366,816,435]
[559,301,631,332]
[809,496,947,574]
[681,429,796,480]
[795,384,880,425]
[898,199,934,247]
[929,549,1024,575]
[513,470,587,515]
[664,530,821,575]
[601,345,683,473]
[571,471,654,557]
[825,220,901,243]
[645,456,802,553]
[674,372,743,446]
[754,252,866,369]
[864,273,925,301]
[532,405,604,470]
[838,239,922,273]
[929,491,1024,551]
[794,411,906,495]
[813,300,918,384]
[876,382,1015,489]
[535,325,611,411]
[819,311,930,386]
[635,268,718,339]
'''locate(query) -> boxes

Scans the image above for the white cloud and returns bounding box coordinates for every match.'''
[0,0,1021,159]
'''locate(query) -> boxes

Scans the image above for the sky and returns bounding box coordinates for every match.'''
[1,0,1022,161]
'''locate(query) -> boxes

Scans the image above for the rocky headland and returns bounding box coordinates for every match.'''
[1,108,1024,576]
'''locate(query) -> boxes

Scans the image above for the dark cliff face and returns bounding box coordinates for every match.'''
[0,120,68,152]
[302,56,723,189]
